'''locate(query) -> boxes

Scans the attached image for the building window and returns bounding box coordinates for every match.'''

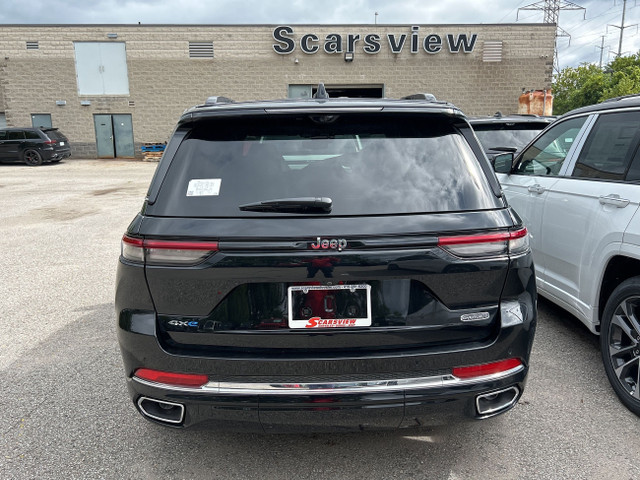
[189,41,214,58]
[74,42,130,95]
[31,114,52,128]
[26,41,39,50]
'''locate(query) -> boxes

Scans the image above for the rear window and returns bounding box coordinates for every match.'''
[473,123,548,152]
[43,129,66,140]
[152,113,501,217]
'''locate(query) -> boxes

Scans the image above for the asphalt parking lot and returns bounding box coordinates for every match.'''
[1,159,639,480]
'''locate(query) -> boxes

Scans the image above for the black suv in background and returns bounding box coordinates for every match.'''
[0,127,71,165]
[469,113,555,162]
[116,86,537,432]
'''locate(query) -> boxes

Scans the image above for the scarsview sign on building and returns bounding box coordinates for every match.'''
[272,26,478,55]
[0,24,555,158]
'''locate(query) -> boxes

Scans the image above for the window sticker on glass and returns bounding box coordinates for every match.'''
[187,178,221,197]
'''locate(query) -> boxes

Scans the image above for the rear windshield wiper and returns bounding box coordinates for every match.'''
[488,146,518,153]
[239,197,332,213]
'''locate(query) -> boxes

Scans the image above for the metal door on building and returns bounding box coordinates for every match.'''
[94,114,134,158]
[31,114,52,128]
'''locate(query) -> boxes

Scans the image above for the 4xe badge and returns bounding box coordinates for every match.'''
[310,237,347,251]
[168,320,200,328]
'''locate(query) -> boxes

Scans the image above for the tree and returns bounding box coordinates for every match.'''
[552,52,640,115]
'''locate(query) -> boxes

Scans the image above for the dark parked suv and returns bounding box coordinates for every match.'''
[469,113,555,162]
[116,86,537,432]
[0,127,71,165]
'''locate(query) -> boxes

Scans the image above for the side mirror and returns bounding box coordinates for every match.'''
[493,152,514,174]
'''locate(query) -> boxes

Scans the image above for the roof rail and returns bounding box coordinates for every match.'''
[402,93,437,102]
[602,93,640,103]
[204,96,234,106]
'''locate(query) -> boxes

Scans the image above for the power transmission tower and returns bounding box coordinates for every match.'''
[518,0,586,73]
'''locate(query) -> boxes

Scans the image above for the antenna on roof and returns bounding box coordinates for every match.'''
[313,83,330,100]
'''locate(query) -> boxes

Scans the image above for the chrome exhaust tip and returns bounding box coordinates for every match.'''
[476,386,520,417]
[137,396,185,425]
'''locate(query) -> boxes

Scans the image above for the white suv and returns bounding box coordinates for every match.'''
[494,94,640,416]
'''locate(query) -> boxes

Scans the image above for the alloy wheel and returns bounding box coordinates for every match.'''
[23,149,43,166]
[606,296,640,400]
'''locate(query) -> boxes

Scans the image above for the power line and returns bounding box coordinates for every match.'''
[562,3,621,31]
[498,0,529,22]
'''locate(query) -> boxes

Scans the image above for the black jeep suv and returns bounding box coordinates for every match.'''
[0,127,71,165]
[116,87,537,432]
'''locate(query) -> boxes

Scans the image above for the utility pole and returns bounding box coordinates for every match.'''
[596,35,607,67]
[608,0,637,57]
[518,0,586,73]
[619,0,627,55]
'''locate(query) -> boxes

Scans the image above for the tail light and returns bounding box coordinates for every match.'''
[134,368,209,388]
[121,235,218,265]
[452,358,523,379]
[438,227,529,258]
[44,140,57,145]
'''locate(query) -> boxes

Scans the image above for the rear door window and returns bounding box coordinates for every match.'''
[571,111,640,181]
[8,131,25,140]
[152,113,502,217]
[625,147,640,182]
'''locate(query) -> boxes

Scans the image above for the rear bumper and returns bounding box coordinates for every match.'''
[118,304,535,432]
[41,148,71,161]
[127,367,527,432]
[51,149,71,160]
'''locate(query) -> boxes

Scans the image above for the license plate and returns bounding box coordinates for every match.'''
[287,284,372,329]
[59,141,65,146]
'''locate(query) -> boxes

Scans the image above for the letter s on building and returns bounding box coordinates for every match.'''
[273,26,295,54]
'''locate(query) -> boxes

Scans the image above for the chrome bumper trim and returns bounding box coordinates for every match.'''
[132,365,524,395]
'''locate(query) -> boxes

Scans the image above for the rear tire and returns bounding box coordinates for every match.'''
[600,277,640,417]
[23,149,43,166]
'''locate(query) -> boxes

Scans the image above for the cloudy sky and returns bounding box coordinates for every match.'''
[1,0,638,70]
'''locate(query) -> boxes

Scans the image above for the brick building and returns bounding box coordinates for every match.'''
[0,24,555,158]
